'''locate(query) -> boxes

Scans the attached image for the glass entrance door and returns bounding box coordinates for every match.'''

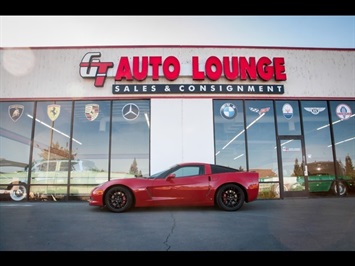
[277,137,308,197]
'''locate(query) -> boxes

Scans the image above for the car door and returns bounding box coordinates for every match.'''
[148,165,210,205]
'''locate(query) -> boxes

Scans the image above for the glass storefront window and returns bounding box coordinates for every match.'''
[0,102,34,201]
[330,101,355,196]
[301,101,333,162]
[1,98,354,202]
[245,100,278,198]
[111,100,150,178]
[0,102,34,166]
[70,101,111,198]
[30,101,73,200]
[301,101,336,196]
[72,100,111,174]
[213,100,246,170]
[275,100,301,135]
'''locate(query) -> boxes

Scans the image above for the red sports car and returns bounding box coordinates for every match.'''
[89,162,259,213]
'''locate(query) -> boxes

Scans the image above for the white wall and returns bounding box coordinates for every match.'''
[150,99,214,173]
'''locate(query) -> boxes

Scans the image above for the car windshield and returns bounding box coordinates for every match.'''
[148,164,178,179]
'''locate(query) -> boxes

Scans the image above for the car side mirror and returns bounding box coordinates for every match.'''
[166,173,176,181]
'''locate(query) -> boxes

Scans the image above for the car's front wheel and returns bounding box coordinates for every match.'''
[215,183,245,211]
[104,186,133,213]
[8,183,27,201]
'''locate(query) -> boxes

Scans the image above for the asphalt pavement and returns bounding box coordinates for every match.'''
[0,197,354,253]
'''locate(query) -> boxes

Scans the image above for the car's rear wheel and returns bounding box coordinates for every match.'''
[332,181,348,196]
[104,186,133,213]
[215,183,245,211]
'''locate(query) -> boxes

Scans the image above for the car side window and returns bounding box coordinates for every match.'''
[48,162,57,171]
[70,162,81,171]
[34,162,57,172]
[59,162,69,171]
[39,163,47,171]
[172,166,201,178]
[211,165,238,174]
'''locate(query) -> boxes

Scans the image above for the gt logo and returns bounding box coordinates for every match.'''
[79,52,114,87]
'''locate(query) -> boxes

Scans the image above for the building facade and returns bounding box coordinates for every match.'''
[1,45,354,202]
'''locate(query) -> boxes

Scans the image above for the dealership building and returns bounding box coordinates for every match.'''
[0,45,354,202]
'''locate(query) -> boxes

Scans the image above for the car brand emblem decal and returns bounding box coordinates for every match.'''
[220,103,237,119]
[282,103,293,120]
[85,104,99,121]
[336,104,352,120]
[47,104,61,121]
[249,107,270,115]
[303,107,326,115]
[8,104,24,122]
[122,103,139,121]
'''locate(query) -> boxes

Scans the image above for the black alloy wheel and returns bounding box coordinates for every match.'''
[104,186,133,213]
[215,183,245,211]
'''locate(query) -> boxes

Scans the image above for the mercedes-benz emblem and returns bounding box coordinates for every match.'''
[122,103,140,120]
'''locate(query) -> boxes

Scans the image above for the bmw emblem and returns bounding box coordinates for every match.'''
[220,103,237,119]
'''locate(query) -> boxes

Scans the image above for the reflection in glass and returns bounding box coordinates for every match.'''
[330,101,355,195]
[31,101,73,188]
[279,139,306,194]
[330,101,355,165]
[111,100,150,178]
[0,102,34,201]
[72,101,111,184]
[29,185,68,201]
[300,101,335,196]
[0,102,34,168]
[301,101,333,162]
[275,101,301,135]
[213,100,246,170]
[245,100,278,198]
[2,98,354,202]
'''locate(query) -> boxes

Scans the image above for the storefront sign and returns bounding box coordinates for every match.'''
[80,52,287,95]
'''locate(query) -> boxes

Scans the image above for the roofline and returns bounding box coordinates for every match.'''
[1,45,354,52]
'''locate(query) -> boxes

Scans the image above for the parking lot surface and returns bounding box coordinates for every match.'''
[0,197,354,252]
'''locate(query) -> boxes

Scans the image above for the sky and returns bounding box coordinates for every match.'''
[0,16,354,49]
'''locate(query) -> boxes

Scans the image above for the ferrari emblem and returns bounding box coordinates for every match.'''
[47,104,61,121]
[8,104,24,122]
[85,104,99,121]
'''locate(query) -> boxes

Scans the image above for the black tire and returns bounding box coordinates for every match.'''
[215,183,245,211]
[332,181,348,196]
[104,186,133,213]
[8,183,27,201]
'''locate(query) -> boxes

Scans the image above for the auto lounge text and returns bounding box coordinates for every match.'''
[79,52,287,95]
